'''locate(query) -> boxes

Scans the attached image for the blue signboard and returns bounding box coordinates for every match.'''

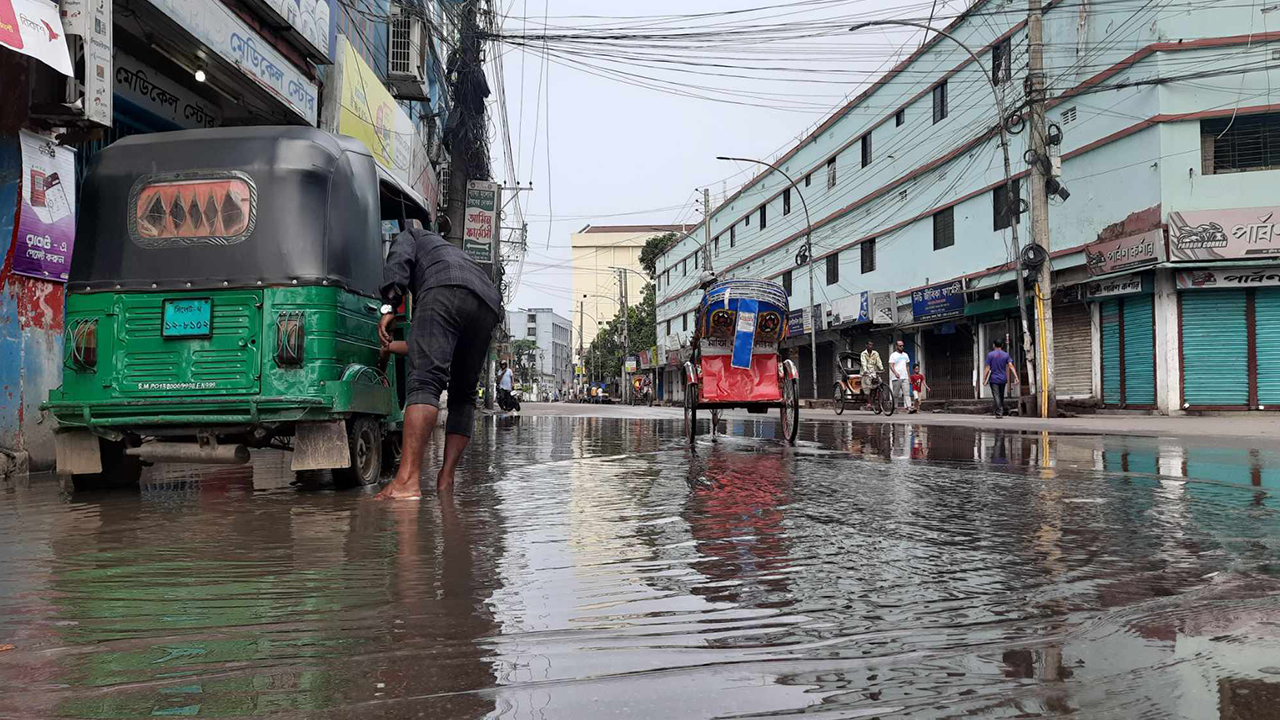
[856,291,870,323]
[911,280,965,321]
[787,308,807,336]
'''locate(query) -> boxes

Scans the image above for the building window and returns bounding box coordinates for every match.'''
[683,258,688,276]
[805,173,812,187]
[656,274,662,291]
[895,109,905,127]
[759,204,767,229]
[993,179,1021,231]
[730,226,736,247]
[665,269,670,286]
[745,213,750,228]
[783,188,791,215]
[666,319,672,336]
[861,133,872,168]
[826,253,839,285]
[933,207,955,250]
[861,238,876,274]
[715,236,721,256]
[992,37,1011,86]
[527,327,536,337]
[826,158,837,189]
[782,270,792,296]
[1202,112,1280,174]
[527,313,537,324]
[682,313,688,332]
[933,80,948,124]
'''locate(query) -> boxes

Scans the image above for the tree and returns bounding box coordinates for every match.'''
[510,339,539,384]
[585,282,657,384]
[639,232,679,278]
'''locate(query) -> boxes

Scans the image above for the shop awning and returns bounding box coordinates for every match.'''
[965,295,1030,317]
[0,0,72,76]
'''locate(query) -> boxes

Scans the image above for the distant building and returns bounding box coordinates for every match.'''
[509,308,573,390]
[571,224,694,344]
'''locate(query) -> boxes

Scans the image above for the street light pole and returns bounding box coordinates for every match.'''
[716,155,818,400]
[850,20,1038,416]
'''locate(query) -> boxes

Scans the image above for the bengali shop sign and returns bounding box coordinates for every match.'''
[463,180,499,263]
[14,131,76,282]
[911,280,965,321]
[115,50,221,129]
[1175,267,1280,290]
[1086,273,1145,298]
[1085,228,1165,276]
[1168,207,1280,261]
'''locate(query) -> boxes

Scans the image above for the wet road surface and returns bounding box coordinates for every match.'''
[2,416,1280,719]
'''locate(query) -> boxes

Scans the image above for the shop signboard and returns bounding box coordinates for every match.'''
[1175,267,1280,290]
[463,180,499,264]
[787,307,810,336]
[826,294,863,326]
[624,357,638,373]
[1084,228,1164,276]
[60,0,113,126]
[870,291,896,325]
[15,131,76,282]
[1086,273,1146,298]
[911,280,965,321]
[115,50,221,129]
[1168,207,1280,261]
[146,0,318,124]
[2,0,72,75]
[325,35,416,182]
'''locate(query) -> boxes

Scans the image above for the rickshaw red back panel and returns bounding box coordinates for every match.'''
[700,354,782,403]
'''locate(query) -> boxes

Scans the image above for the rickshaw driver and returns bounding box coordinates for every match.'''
[376,227,503,499]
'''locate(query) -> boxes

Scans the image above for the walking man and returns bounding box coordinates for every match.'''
[888,339,912,411]
[859,340,884,411]
[982,338,1020,418]
[376,227,502,499]
[498,361,515,410]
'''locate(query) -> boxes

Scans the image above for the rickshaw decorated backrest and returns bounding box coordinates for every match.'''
[70,127,385,297]
[697,280,789,344]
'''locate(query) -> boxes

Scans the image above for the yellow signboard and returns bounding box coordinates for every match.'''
[334,35,415,184]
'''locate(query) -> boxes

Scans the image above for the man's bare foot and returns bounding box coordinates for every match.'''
[374,475,422,500]
[436,470,455,494]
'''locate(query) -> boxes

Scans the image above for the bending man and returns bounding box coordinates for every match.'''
[377,227,502,499]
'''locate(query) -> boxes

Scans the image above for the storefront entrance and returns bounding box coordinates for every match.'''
[1180,286,1280,409]
[1099,295,1155,408]
[923,324,974,401]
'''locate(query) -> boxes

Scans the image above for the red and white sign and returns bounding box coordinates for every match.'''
[0,0,71,76]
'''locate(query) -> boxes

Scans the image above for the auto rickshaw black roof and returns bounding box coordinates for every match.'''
[69,126,431,298]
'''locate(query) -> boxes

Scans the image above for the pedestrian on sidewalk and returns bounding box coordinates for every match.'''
[888,340,912,411]
[982,339,1020,418]
[498,362,516,412]
[859,341,884,411]
[376,226,502,499]
[910,363,929,413]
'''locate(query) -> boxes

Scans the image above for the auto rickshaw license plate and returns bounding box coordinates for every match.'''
[162,298,212,338]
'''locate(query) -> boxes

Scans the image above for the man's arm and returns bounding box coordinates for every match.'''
[1007,361,1020,385]
[982,363,991,385]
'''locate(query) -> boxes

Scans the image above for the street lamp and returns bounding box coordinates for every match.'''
[716,155,819,400]
[849,19,1036,414]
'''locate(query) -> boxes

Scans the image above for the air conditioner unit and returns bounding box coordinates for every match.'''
[388,12,430,100]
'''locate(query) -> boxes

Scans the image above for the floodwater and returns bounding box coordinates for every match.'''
[2,417,1280,719]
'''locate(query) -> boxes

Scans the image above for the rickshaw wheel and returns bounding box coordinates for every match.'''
[781,377,799,445]
[833,382,846,415]
[684,384,698,443]
[335,416,383,487]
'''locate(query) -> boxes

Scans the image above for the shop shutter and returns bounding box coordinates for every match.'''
[1053,302,1093,397]
[1182,290,1248,406]
[1100,299,1121,405]
[1122,296,1155,406]
[1256,288,1280,406]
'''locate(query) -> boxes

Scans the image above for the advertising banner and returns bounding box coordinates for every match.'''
[911,280,965,321]
[463,180,499,264]
[870,291,896,325]
[14,131,76,282]
[624,357,638,373]
[64,0,113,126]
[1085,228,1164,276]
[1176,267,1280,290]
[115,50,221,129]
[1086,273,1146,298]
[145,0,317,124]
[2,0,72,75]
[329,35,414,180]
[1168,207,1280,261]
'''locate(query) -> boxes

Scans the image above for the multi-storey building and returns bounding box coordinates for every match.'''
[571,224,693,343]
[656,0,1280,414]
[509,308,573,392]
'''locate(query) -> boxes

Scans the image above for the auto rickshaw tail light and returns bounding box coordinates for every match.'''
[69,318,98,370]
[275,311,305,367]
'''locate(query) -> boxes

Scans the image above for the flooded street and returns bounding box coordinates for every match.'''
[2,416,1280,719]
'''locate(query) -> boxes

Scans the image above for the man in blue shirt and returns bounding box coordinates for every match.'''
[982,338,1020,418]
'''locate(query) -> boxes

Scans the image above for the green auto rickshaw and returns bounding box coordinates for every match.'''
[44,126,430,490]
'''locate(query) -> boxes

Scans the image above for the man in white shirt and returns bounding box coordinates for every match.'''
[888,339,912,410]
[498,362,516,412]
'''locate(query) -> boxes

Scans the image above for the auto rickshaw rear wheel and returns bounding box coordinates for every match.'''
[70,439,142,492]
[335,416,382,487]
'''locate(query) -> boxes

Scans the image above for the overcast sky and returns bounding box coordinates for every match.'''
[492,0,947,319]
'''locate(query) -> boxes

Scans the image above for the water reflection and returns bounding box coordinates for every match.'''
[0,417,1278,719]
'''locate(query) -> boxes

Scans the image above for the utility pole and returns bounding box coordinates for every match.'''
[579,299,585,398]
[1027,0,1056,418]
[618,268,630,404]
[701,188,713,273]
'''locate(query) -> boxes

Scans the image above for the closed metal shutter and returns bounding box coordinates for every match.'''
[1122,296,1156,406]
[1257,288,1280,405]
[1100,299,1121,405]
[1182,290,1249,406]
[1053,302,1093,397]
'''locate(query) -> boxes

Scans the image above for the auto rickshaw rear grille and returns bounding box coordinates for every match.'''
[114,293,263,394]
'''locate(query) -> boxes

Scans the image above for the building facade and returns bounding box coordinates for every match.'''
[1,0,457,468]
[655,0,1280,414]
[509,308,573,392]
[571,224,692,343]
